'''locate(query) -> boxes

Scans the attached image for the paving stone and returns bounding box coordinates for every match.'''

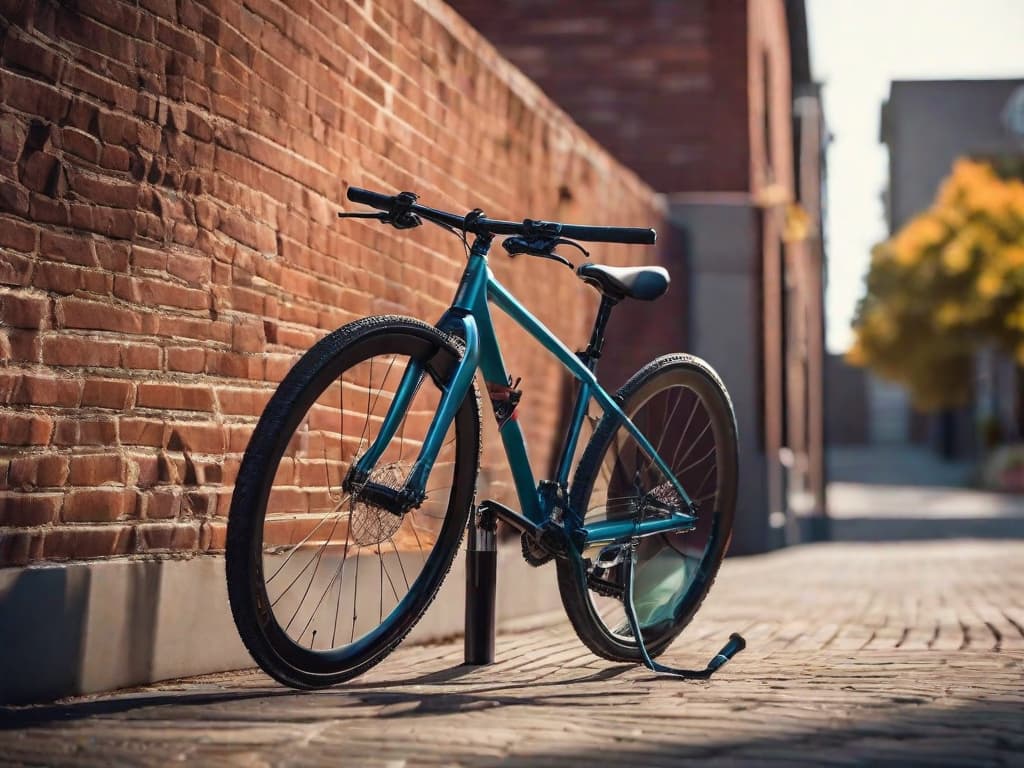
[1,539,1022,766]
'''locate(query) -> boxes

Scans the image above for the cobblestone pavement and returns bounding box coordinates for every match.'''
[2,539,1023,766]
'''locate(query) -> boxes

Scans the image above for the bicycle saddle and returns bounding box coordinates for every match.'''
[576,263,670,302]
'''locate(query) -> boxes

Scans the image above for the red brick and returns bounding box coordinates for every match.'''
[166,346,205,373]
[0,290,49,328]
[62,488,137,521]
[34,261,113,295]
[8,454,69,488]
[4,72,71,121]
[67,167,140,208]
[133,453,159,486]
[206,349,262,379]
[42,525,134,560]
[136,382,214,412]
[0,253,34,287]
[29,193,70,226]
[120,343,161,370]
[136,522,198,552]
[40,230,96,266]
[0,530,44,566]
[166,422,225,453]
[94,241,131,272]
[119,417,167,447]
[76,417,119,446]
[68,453,128,485]
[61,126,100,163]
[81,378,135,409]
[58,297,153,333]
[0,178,30,215]
[217,386,271,416]
[113,275,209,310]
[0,217,37,251]
[0,413,53,445]
[167,251,211,285]
[183,490,214,515]
[19,151,63,195]
[0,491,62,525]
[41,335,122,367]
[200,519,227,551]
[12,372,83,406]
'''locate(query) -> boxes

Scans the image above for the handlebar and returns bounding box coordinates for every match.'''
[345,186,657,246]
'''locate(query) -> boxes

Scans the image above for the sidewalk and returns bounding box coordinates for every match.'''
[825,444,1024,541]
[3,538,1022,766]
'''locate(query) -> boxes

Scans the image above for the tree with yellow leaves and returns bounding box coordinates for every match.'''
[849,157,1024,410]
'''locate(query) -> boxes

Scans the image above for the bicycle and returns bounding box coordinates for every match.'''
[226,187,745,689]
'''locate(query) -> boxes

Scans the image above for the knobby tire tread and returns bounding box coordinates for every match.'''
[226,315,480,689]
[556,353,738,663]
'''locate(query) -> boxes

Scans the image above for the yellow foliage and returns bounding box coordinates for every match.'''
[851,157,1024,409]
[976,269,1002,299]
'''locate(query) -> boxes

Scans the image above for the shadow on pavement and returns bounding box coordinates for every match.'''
[0,664,636,730]
[466,695,1024,766]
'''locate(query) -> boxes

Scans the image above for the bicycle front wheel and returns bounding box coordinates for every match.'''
[226,316,480,689]
[557,354,737,663]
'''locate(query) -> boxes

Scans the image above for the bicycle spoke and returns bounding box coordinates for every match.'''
[282,512,343,630]
[332,520,354,648]
[668,395,701,474]
[675,443,715,477]
[266,498,351,584]
[349,544,361,644]
[389,536,411,591]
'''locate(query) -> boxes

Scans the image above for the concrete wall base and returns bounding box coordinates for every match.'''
[0,542,564,705]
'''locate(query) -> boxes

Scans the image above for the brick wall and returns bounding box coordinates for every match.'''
[0,0,664,567]
[447,0,752,194]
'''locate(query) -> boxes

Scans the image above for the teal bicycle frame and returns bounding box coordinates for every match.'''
[352,233,696,549]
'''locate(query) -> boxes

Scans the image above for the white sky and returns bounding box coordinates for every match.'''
[806,0,1024,352]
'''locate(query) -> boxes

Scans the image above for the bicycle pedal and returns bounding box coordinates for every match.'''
[520,532,553,567]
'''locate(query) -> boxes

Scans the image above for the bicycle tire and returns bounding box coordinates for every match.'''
[226,315,480,689]
[556,354,738,662]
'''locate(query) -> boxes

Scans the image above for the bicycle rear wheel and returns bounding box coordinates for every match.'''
[226,316,480,689]
[557,354,737,662]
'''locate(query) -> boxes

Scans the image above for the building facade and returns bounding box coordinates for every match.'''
[876,78,1024,458]
[449,0,829,550]
[0,0,826,701]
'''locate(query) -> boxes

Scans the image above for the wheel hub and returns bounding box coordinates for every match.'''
[349,461,413,546]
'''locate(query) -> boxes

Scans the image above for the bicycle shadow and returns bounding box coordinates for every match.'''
[0,663,637,730]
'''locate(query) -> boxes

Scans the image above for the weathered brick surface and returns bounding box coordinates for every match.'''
[448,0,756,195]
[1,540,1021,764]
[0,0,665,566]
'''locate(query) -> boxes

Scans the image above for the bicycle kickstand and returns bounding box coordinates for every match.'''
[621,538,746,680]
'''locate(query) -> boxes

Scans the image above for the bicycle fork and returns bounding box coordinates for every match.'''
[344,317,481,514]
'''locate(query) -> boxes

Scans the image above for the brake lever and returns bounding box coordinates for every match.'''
[502,236,589,269]
[337,191,422,230]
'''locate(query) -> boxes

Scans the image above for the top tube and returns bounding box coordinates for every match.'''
[345,186,657,246]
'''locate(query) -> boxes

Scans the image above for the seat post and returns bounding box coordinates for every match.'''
[580,295,618,372]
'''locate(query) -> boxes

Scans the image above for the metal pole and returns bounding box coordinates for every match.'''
[464,503,497,664]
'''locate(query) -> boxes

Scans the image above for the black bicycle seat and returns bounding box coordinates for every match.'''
[576,263,670,302]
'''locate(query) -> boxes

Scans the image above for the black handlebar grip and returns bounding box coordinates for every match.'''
[346,186,395,210]
[558,224,657,245]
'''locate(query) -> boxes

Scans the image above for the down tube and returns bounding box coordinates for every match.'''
[486,273,695,512]
[469,294,543,524]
